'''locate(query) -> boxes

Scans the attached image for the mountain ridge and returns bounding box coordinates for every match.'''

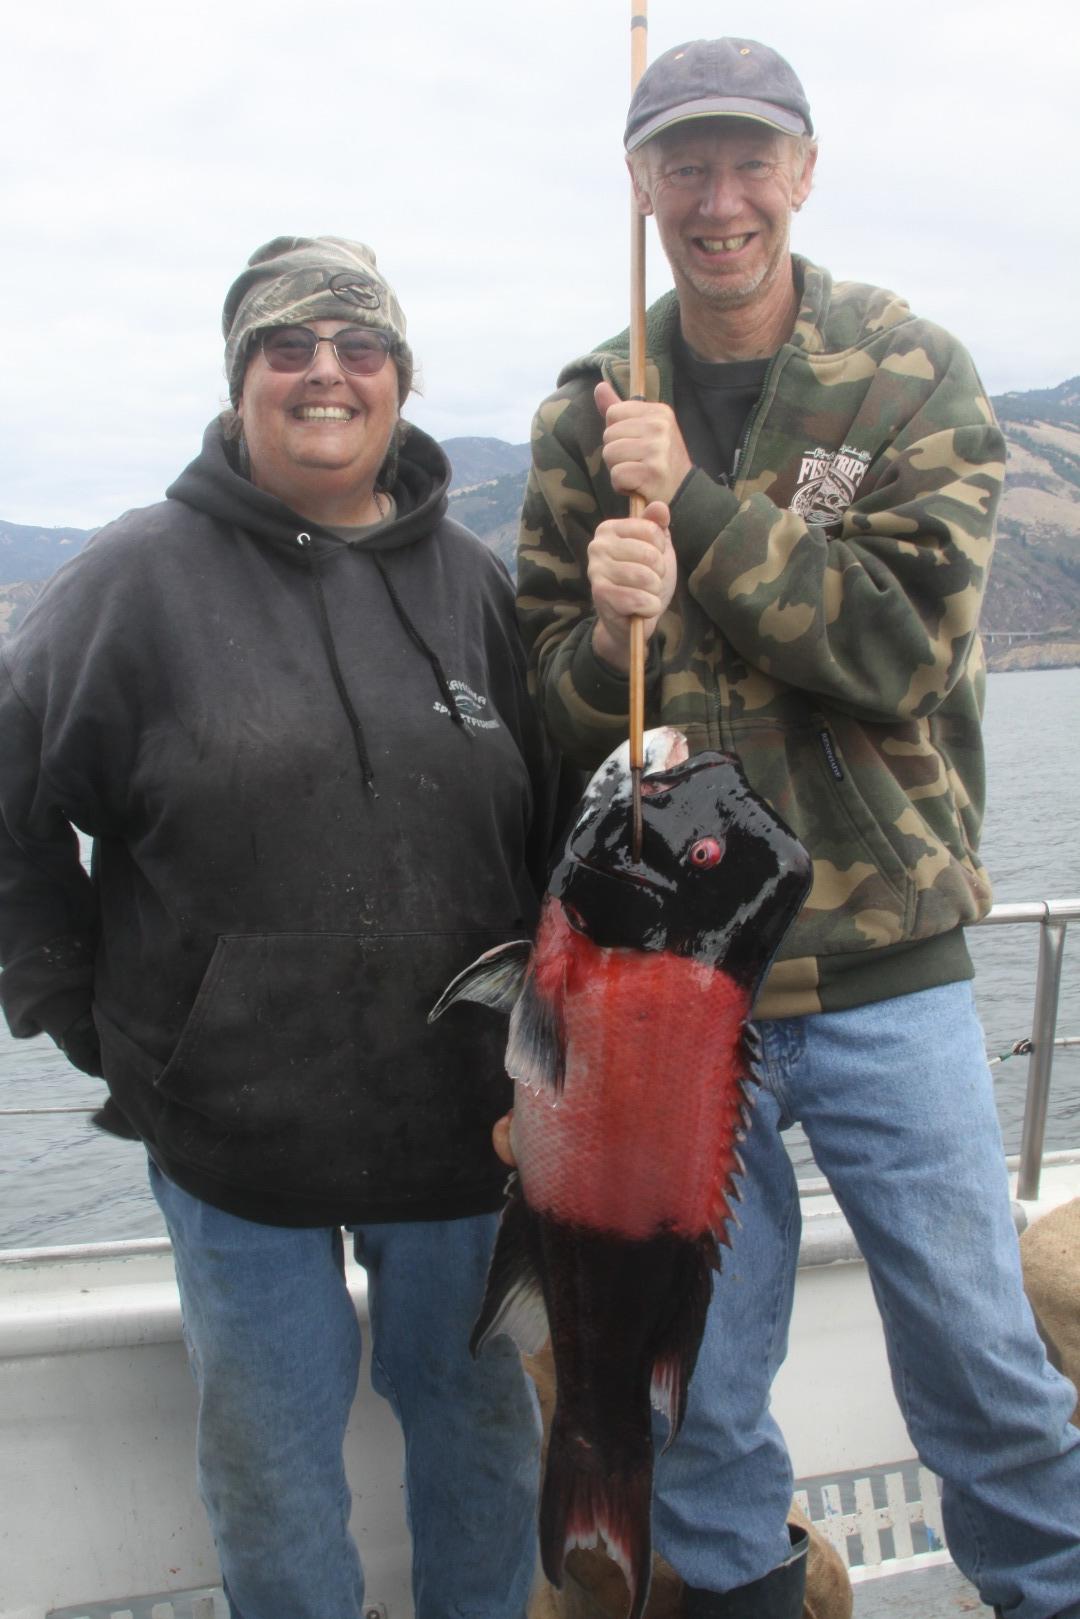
[3,390,1079,671]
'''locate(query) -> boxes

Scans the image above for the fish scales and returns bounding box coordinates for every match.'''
[516,901,751,1241]
[430,727,811,1619]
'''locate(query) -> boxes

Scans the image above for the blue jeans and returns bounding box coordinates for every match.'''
[652,982,1080,1619]
[150,1164,540,1619]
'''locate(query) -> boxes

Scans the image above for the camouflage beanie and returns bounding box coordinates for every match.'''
[222,236,411,404]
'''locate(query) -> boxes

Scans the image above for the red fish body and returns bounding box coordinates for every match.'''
[516,902,750,1244]
[431,728,811,1618]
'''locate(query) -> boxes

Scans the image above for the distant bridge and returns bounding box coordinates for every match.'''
[982,627,1074,646]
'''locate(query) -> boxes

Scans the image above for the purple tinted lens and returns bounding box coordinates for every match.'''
[261,326,390,376]
[262,328,317,371]
[333,332,391,374]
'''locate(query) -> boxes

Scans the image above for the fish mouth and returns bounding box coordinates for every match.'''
[637,752,733,802]
[569,746,733,887]
[573,853,666,893]
[573,755,730,889]
[582,729,688,812]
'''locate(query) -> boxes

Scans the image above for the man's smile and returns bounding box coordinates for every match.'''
[694,234,754,256]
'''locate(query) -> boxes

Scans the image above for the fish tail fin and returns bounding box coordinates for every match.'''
[540,1421,653,1619]
[470,1175,550,1357]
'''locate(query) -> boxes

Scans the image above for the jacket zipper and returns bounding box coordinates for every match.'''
[710,348,787,748]
[729,347,786,488]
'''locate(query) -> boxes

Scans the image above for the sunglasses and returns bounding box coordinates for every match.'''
[260,325,393,377]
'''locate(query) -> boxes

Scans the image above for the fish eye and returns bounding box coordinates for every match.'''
[688,837,724,869]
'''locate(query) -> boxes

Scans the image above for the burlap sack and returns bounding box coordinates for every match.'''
[1019,1197,1080,1426]
[524,1346,852,1619]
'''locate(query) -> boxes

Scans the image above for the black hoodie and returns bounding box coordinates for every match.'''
[0,418,552,1225]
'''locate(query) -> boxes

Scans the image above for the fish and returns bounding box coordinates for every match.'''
[429,726,812,1618]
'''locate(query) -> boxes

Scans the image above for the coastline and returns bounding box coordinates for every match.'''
[985,641,1080,674]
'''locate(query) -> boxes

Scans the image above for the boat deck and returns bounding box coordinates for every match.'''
[44,1560,984,1619]
[852,1562,983,1615]
[43,1454,985,1619]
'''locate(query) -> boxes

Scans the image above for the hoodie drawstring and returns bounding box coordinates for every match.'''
[299,535,466,794]
[308,558,378,793]
[371,555,467,734]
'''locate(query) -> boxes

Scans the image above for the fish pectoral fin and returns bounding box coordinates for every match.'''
[470,1177,550,1357]
[506,967,566,1093]
[428,940,532,1022]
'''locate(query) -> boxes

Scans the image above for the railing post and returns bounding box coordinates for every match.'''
[1016,910,1069,1200]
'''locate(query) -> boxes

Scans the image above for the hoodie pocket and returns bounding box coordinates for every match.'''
[727,710,917,957]
[138,928,521,1130]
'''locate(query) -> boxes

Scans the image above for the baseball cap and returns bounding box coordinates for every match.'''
[624,37,813,152]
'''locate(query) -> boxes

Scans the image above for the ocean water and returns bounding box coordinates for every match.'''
[1,669,1077,1250]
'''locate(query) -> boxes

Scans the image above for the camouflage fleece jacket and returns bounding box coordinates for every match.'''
[517,257,1004,1016]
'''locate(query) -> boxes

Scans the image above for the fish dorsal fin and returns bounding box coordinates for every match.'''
[470,1177,550,1357]
[506,965,566,1095]
[742,1022,764,1083]
[428,940,532,1022]
[702,1032,761,1243]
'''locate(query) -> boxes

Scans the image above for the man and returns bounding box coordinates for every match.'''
[516,36,1080,1619]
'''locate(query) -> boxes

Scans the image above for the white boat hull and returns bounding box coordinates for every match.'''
[3,1156,1078,1619]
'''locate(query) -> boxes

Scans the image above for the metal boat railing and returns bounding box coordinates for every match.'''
[1,900,1077,1202]
[973,898,1080,1198]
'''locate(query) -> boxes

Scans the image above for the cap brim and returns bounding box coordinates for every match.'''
[625,96,808,152]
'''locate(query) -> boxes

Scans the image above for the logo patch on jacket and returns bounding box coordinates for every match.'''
[434,681,502,730]
[790,445,870,529]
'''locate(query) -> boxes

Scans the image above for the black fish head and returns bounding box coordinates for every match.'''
[549,728,812,988]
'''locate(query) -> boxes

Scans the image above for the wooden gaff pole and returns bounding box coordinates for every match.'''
[628,1,648,858]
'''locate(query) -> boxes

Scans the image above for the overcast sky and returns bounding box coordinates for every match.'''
[4,0,1078,527]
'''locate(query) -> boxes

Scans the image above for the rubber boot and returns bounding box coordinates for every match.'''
[682,1526,808,1619]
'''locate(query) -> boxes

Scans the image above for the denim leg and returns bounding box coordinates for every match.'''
[351,1213,541,1619]
[768,984,1080,1619]
[651,1084,801,1593]
[150,1163,366,1619]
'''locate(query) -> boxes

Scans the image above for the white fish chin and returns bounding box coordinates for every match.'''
[585,728,689,805]
[645,727,690,773]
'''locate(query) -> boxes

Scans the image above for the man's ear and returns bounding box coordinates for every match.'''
[792,141,818,210]
[626,154,654,217]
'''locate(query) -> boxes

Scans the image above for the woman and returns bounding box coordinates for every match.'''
[0,236,547,1619]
